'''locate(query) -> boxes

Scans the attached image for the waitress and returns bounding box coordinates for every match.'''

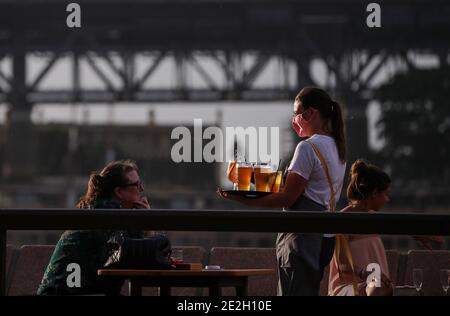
[218,86,347,296]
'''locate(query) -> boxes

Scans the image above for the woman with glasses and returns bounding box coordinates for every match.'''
[218,87,347,295]
[37,159,150,295]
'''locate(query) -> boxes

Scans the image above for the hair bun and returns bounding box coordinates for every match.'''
[350,159,368,177]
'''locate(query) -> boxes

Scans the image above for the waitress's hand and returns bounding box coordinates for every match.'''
[133,196,151,209]
[216,187,246,203]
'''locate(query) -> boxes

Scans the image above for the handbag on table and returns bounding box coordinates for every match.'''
[104,233,172,270]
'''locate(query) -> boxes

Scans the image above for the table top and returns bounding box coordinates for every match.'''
[98,268,274,277]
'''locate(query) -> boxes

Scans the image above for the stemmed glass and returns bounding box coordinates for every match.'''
[440,269,449,296]
[227,160,238,190]
[413,268,423,295]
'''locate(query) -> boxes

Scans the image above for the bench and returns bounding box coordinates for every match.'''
[8,245,55,296]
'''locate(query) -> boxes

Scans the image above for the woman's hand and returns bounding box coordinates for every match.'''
[363,269,394,296]
[133,196,151,209]
[358,267,392,286]
[216,187,247,204]
[170,257,183,268]
[413,235,444,250]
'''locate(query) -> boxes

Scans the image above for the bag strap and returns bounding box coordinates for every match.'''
[305,139,359,295]
[334,235,360,296]
[305,140,336,212]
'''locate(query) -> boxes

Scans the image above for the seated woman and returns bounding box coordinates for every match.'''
[37,159,150,295]
[329,160,442,296]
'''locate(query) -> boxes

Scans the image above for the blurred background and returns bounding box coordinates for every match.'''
[0,0,449,251]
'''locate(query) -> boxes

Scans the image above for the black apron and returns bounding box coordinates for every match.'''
[276,195,335,296]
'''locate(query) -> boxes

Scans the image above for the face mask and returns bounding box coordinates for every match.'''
[291,113,309,137]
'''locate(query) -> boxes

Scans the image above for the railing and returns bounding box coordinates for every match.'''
[1,209,449,296]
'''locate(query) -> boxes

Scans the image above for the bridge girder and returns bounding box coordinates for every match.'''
[0,0,448,103]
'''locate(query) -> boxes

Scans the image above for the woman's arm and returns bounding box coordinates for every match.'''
[413,235,444,250]
[217,171,307,209]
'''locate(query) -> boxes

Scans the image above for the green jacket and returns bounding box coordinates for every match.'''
[37,200,143,295]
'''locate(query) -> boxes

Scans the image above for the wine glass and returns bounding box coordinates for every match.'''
[440,269,449,296]
[413,268,423,295]
[227,160,238,190]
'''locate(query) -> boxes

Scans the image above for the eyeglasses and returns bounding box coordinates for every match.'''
[120,180,143,188]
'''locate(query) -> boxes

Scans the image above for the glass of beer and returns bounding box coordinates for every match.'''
[268,170,282,192]
[227,160,238,190]
[272,171,282,192]
[254,164,271,192]
[237,162,253,191]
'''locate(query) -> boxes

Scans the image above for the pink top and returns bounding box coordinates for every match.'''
[328,233,390,296]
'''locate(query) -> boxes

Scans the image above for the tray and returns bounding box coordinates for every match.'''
[223,190,272,198]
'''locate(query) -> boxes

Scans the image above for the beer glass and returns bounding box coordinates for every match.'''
[267,170,282,192]
[237,162,253,191]
[440,269,449,295]
[254,164,271,192]
[413,268,423,295]
[270,171,282,192]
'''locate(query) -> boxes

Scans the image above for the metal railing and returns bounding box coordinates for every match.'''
[1,208,449,296]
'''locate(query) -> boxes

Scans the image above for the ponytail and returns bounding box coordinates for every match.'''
[330,100,346,163]
[77,173,104,209]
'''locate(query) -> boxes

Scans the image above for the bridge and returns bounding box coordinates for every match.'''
[0,0,448,104]
[0,0,449,178]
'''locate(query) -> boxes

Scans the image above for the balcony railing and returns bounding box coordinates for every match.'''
[1,208,449,296]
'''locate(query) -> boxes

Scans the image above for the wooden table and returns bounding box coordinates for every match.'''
[98,269,274,296]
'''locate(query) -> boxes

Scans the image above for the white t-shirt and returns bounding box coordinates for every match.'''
[288,134,346,210]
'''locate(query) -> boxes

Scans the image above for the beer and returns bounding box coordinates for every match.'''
[269,171,282,192]
[254,165,271,192]
[237,163,253,191]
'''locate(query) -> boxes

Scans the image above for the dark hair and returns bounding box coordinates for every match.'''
[295,86,346,162]
[347,159,391,202]
[77,159,139,209]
